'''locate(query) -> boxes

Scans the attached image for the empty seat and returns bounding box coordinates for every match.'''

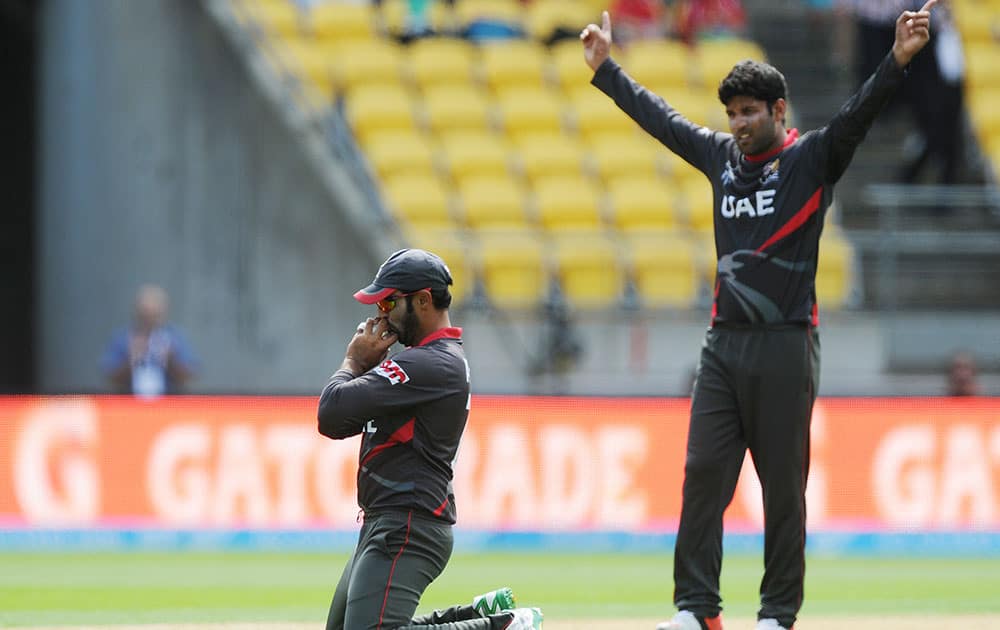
[624,231,699,308]
[479,40,548,92]
[514,133,586,184]
[679,178,715,233]
[568,89,639,140]
[421,85,494,135]
[308,2,376,42]
[533,175,604,230]
[362,131,437,180]
[587,133,668,183]
[655,90,724,130]
[407,38,476,89]
[333,39,404,92]
[496,88,567,140]
[619,39,692,89]
[475,227,549,308]
[403,226,474,306]
[965,43,1000,90]
[381,0,456,40]
[382,174,454,228]
[551,228,625,309]
[458,174,529,228]
[608,176,679,231]
[549,38,598,93]
[815,231,855,309]
[693,38,767,87]
[525,0,597,42]
[438,131,512,183]
[455,0,526,40]
[344,85,418,142]
[953,2,999,44]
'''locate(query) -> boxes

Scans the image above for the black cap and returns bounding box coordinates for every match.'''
[354,248,453,304]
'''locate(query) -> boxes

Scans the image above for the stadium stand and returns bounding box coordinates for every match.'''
[240,0,858,313]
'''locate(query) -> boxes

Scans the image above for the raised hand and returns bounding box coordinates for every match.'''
[892,0,937,67]
[580,10,612,72]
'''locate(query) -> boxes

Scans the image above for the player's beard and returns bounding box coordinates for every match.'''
[392,298,421,347]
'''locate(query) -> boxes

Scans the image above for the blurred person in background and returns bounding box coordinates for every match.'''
[946,351,981,396]
[100,284,198,398]
[675,0,747,43]
[582,2,937,629]
[840,0,966,186]
[610,0,669,45]
[317,248,542,630]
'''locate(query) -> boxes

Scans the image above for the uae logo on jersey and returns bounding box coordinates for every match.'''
[374,359,409,385]
[761,158,781,185]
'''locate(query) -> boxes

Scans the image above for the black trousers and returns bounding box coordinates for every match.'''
[326,510,508,630]
[673,325,820,628]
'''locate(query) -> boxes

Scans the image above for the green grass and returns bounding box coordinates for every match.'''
[1,552,999,626]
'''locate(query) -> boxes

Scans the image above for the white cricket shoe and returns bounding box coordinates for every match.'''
[655,610,723,630]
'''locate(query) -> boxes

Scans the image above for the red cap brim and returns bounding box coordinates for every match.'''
[353,285,396,304]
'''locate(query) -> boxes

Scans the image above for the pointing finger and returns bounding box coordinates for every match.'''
[919,0,938,13]
[602,10,611,34]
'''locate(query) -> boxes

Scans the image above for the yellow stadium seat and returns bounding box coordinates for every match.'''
[479,40,549,92]
[455,0,525,33]
[551,228,625,309]
[587,133,670,183]
[344,85,418,142]
[333,39,404,92]
[240,0,302,38]
[525,0,597,42]
[403,226,475,306]
[421,85,494,135]
[965,43,1000,90]
[608,176,678,231]
[619,39,692,89]
[381,0,456,39]
[496,88,567,140]
[308,2,376,42]
[671,159,706,186]
[437,131,512,183]
[679,178,715,233]
[475,227,549,309]
[407,38,476,89]
[968,87,1000,139]
[533,175,604,230]
[362,131,437,180]
[382,174,455,227]
[624,231,699,308]
[568,89,639,140]
[549,38,598,93]
[654,89,725,130]
[514,133,586,183]
[694,38,767,88]
[953,2,999,44]
[816,231,855,310]
[458,174,530,228]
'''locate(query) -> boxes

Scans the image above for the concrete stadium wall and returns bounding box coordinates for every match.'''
[37,0,384,394]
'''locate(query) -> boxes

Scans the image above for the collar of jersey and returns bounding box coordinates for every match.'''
[745,128,800,163]
[417,327,463,347]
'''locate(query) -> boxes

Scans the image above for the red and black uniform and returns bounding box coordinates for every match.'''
[592,52,906,628]
[320,328,497,630]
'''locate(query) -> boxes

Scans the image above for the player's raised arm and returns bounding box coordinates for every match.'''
[892,0,937,68]
[580,10,612,72]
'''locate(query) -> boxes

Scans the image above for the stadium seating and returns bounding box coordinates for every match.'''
[815,230,855,309]
[407,37,477,89]
[382,173,454,228]
[550,228,625,309]
[421,85,494,135]
[475,227,549,309]
[514,133,586,183]
[495,87,567,140]
[307,2,376,42]
[343,84,417,142]
[457,174,530,228]
[533,175,604,230]
[362,131,436,180]
[437,131,512,183]
[402,225,475,306]
[607,176,678,231]
[625,230,700,308]
[479,40,549,92]
[619,39,691,89]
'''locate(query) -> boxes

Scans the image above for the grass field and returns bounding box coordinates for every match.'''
[2,551,1000,628]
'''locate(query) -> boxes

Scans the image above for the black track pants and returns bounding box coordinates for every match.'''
[673,325,820,629]
[326,511,510,630]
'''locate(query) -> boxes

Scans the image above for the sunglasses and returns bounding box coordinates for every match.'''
[376,288,429,313]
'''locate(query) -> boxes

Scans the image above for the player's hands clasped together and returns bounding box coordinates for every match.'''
[892,0,938,67]
[343,317,397,374]
[580,10,612,72]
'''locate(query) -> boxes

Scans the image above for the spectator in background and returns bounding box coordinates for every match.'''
[675,0,747,43]
[610,0,669,45]
[101,284,198,398]
[947,351,981,396]
[840,0,966,186]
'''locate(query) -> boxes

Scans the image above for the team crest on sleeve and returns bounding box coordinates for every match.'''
[374,359,410,384]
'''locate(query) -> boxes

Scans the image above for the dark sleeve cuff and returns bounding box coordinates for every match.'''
[590,56,619,91]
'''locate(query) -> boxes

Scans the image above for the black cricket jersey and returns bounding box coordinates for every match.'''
[317,328,470,524]
[593,52,906,325]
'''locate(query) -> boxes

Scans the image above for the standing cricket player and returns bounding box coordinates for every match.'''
[581,2,938,629]
[318,248,543,630]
